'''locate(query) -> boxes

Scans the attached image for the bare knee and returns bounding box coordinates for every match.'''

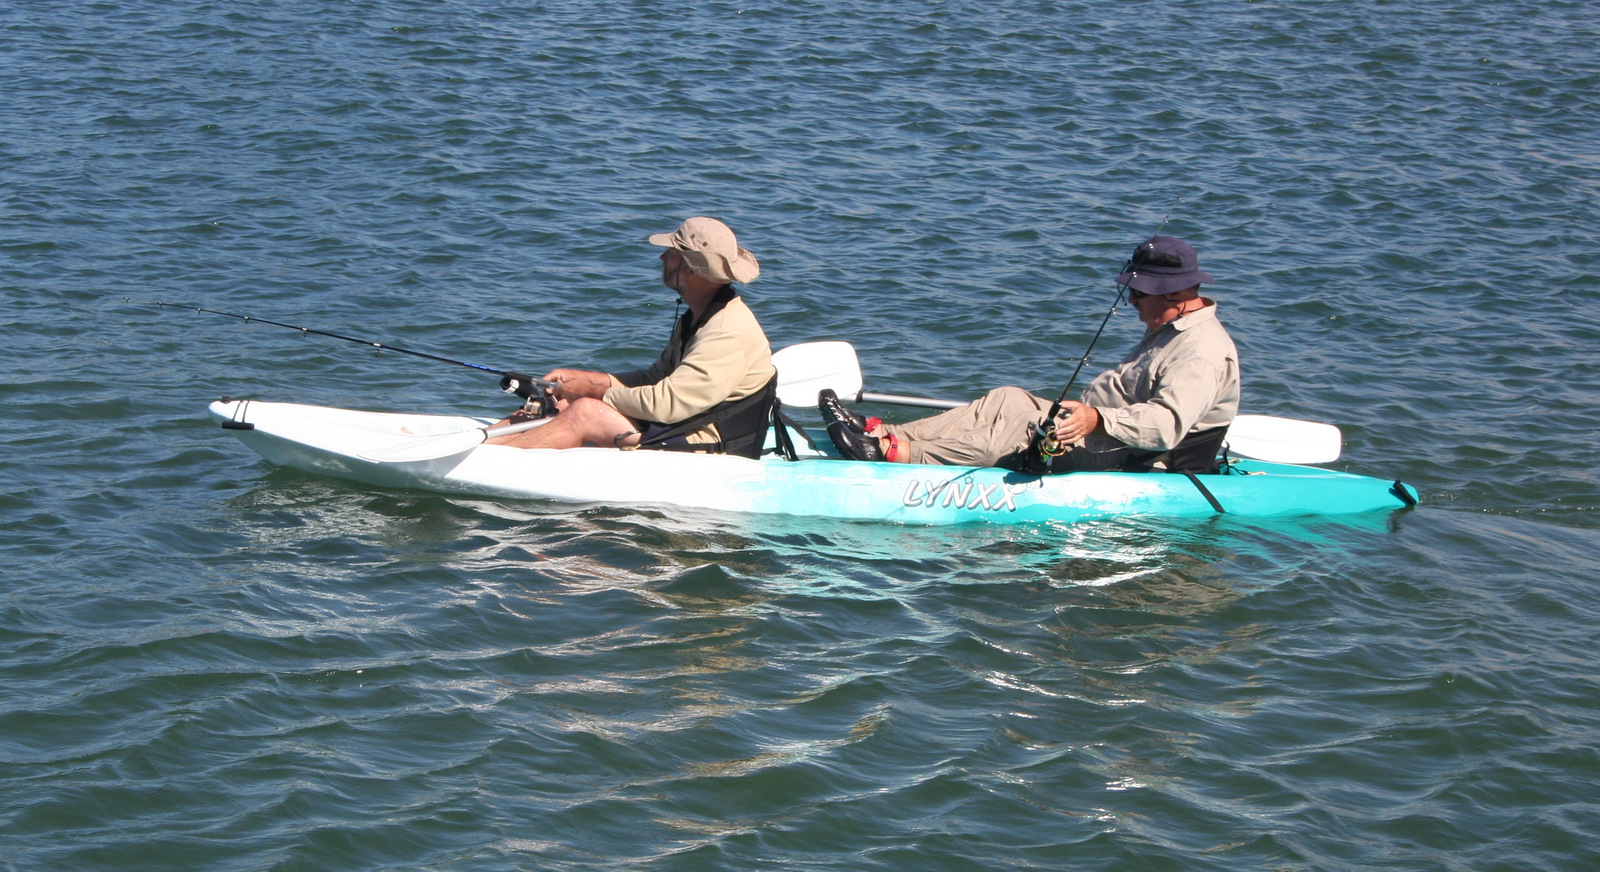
[487,397,638,450]
[561,397,639,446]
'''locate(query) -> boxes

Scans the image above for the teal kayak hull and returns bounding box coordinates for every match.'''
[757,454,1417,524]
[208,400,1418,525]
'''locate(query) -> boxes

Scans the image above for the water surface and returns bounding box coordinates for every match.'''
[4,1,1599,869]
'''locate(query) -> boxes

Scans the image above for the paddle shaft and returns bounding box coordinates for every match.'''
[483,418,549,440]
[358,415,552,463]
[857,390,964,410]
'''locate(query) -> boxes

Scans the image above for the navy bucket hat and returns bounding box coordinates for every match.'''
[1115,235,1214,296]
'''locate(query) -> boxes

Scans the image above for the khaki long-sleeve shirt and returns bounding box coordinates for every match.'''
[1081,300,1239,452]
[604,294,774,444]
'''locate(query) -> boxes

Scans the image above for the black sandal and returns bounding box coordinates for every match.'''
[817,389,867,432]
[826,420,885,462]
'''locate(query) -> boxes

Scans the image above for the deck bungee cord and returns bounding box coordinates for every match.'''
[126,298,557,411]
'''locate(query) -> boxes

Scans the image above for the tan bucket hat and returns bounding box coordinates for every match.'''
[647,216,760,284]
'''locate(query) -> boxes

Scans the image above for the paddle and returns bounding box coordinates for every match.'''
[772,340,1343,464]
[771,341,964,410]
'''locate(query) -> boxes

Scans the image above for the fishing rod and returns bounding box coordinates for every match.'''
[128,299,557,405]
[1026,197,1181,470]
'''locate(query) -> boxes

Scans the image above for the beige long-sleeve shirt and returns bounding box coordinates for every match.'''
[604,294,775,444]
[1081,299,1240,452]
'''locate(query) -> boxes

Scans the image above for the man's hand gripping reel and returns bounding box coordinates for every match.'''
[499,372,559,419]
[1019,406,1067,475]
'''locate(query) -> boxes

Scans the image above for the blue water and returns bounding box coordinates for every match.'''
[5,1,1600,869]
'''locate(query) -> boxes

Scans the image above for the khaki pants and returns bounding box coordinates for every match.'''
[885,386,1131,470]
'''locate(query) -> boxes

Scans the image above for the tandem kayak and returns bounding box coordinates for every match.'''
[206,399,1419,525]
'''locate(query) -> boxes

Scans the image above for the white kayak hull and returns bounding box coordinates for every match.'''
[208,400,1418,525]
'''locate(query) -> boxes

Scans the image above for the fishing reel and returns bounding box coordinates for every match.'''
[499,372,558,419]
[1035,424,1066,459]
[1014,419,1066,476]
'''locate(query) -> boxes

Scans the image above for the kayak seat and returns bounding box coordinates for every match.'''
[636,374,786,460]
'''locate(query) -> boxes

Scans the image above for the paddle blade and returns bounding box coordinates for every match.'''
[1225,414,1342,464]
[773,341,864,407]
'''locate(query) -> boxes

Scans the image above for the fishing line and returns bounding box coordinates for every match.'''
[126,298,556,403]
[1026,197,1182,468]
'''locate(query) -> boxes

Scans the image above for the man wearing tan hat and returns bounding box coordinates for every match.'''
[488,217,776,455]
[821,235,1240,474]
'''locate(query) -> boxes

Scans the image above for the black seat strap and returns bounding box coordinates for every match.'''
[1183,471,1225,513]
[636,374,779,459]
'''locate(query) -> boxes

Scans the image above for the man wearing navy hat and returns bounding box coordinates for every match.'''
[822,235,1240,473]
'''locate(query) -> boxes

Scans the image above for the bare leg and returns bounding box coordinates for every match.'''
[486,397,642,450]
[861,423,912,463]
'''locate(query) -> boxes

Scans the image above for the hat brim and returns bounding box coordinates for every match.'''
[1116,268,1213,295]
[673,247,761,284]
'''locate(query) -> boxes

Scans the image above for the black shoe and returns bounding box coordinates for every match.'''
[818,389,868,432]
[827,421,884,462]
